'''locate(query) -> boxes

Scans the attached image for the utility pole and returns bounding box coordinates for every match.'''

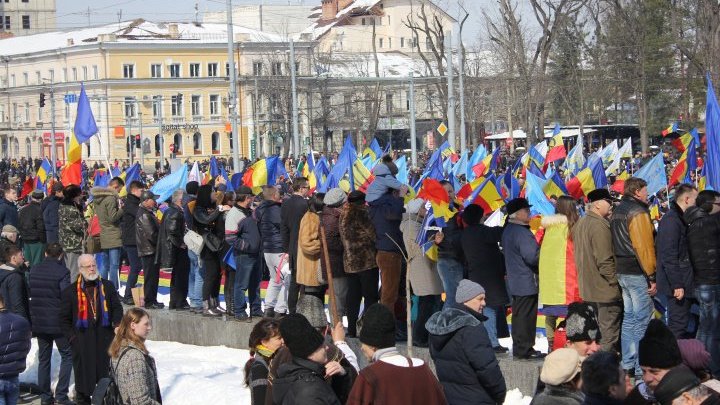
[289,39,300,158]
[254,76,261,158]
[127,116,133,165]
[445,31,455,150]
[158,97,164,172]
[408,73,417,168]
[226,0,240,171]
[458,39,466,153]
[138,111,144,168]
[49,82,57,178]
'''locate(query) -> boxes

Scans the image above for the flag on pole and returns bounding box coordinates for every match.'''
[545,124,566,163]
[704,74,720,191]
[634,153,667,196]
[661,122,679,137]
[151,164,189,203]
[73,83,99,143]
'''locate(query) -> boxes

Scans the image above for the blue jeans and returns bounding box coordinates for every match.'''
[100,247,121,290]
[0,376,19,405]
[483,306,502,347]
[437,257,464,309]
[618,274,654,375]
[234,254,261,317]
[696,284,720,376]
[188,250,204,308]
[37,334,72,403]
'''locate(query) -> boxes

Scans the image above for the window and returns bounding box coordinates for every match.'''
[152,95,162,118]
[21,15,29,29]
[148,64,160,78]
[64,103,69,120]
[12,103,16,123]
[252,61,262,76]
[154,134,161,156]
[207,63,218,77]
[169,64,180,78]
[379,38,383,48]
[10,74,15,87]
[173,133,182,155]
[191,95,201,116]
[388,38,392,48]
[37,103,42,121]
[24,102,29,122]
[0,105,4,123]
[3,16,9,30]
[209,95,219,115]
[386,92,394,113]
[193,132,202,154]
[211,131,220,153]
[189,63,200,78]
[171,94,183,116]
[62,68,67,82]
[406,91,410,111]
[124,97,136,118]
[270,94,279,113]
[22,72,27,85]
[387,15,390,25]
[72,67,77,81]
[25,138,31,158]
[93,65,98,79]
[82,66,87,80]
[271,62,282,76]
[344,94,352,116]
[123,64,134,78]
[35,71,40,84]
[401,38,404,47]
[48,69,54,83]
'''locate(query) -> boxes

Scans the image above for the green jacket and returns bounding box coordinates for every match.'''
[91,187,124,249]
[572,211,621,303]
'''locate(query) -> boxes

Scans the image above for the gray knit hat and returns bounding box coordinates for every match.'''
[323,188,347,207]
[455,279,485,304]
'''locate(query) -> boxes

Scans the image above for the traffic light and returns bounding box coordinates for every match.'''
[135,134,141,148]
[39,93,46,108]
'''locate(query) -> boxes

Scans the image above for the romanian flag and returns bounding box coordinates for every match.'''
[497,169,520,201]
[649,197,661,221]
[611,171,630,193]
[456,176,485,202]
[669,141,697,186]
[545,124,566,163]
[60,134,82,186]
[463,177,504,214]
[672,133,694,152]
[351,158,374,192]
[93,168,110,188]
[544,171,569,199]
[418,178,454,225]
[416,206,439,261]
[362,138,383,162]
[566,158,607,199]
[439,141,455,160]
[472,147,500,177]
[242,156,277,195]
[36,158,52,185]
[662,122,679,137]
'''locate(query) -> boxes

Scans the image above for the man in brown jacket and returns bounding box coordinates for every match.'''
[573,188,622,353]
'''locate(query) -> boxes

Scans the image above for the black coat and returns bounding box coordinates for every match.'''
[235,207,260,256]
[0,264,29,320]
[656,203,693,297]
[437,209,464,261]
[281,194,308,262]
[157,204,185,268]
[461,224,509,307]
[135,206,159,258]
[272,357,342,405]
[0,309,31,378]
[0,197,18,228]
[59,278,123,395]
[120,194,141,246]
[255,200,283,254]
[426,304,507,405]
[368,193,405,253]
[28,258,71,335]
[193,206,225,259]
[18,201,45,243]
[42,195,61,243]
[685,206,720,286]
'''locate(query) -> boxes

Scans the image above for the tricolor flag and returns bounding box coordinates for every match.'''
[566,158,608,199]
[545,124,566,163]
[661,122,679,137]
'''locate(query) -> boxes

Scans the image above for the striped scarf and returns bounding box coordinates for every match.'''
[75,275,110,329]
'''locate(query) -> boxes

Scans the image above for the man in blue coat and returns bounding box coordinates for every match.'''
[501,198,543,360]
[426,279,507,404]
[0,294,31,405]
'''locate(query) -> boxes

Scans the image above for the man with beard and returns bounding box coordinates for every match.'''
[59,254,123,405]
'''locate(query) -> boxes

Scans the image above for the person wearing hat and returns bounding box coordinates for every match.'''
[348,303,447,405]
[532,348,584,405]
[42,181,64,244]
[280,177,310,315]
[573,188,622,353]
[551,302,602,357]
[18,189,46,266]
[157,189,191,311]
[425,279,507,405]
[678,339,714,383]
[501,197,544,360]
[135,190,163,309]
[339,190,379,337]
[229,185,263,321]
[57,184,85,280]
[321,188,350,321]
[654,365,720,405]
[0,224,19,264]
[0,185,19,229]
[271,314,348,405]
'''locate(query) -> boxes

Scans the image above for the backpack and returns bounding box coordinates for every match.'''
[91,347,134,405]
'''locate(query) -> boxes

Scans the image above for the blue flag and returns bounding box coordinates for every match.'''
[467,144,487,181]
[223,248,236,270]
[94,169,110,188]
[209,157,220,178]
[705,74,720,191]
[150,164,188,203]
[221,167,233,191]
[74,83,98,143]
[123,163,141,192]
[634,153,667,196]
[230,173,243,191]
[525,171,555,216]
[395,155,408,185]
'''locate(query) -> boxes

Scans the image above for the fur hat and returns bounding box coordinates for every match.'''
[279,314,325,359]
[359,303,396,349]
[565,302,601,343]
[639,319,682,369]
[506,198,531,216]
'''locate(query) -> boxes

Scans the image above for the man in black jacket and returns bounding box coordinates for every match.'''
[157,189,190,310]
[28,243,73,405]
[120,181,144,305]
[135,190,163,309]
[232,186,262,321]
[257,186,287,317]
[18,190,46,266]
[42,182,63,244]
[0,186,18,228]
[656,184,697,338]
[0,245,29,320]
[280,177,309,314]
[686,189,720,376]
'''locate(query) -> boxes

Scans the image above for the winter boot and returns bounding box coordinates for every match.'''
[202,300,221,317]
[264,307,276,318]
[211,297,226,314]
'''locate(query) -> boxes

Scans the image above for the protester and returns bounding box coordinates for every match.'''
[581,351,627,405]
[157,189,191,310]
[531,348,584,405]
[280,177,309,315]
[297,194,326,299]
[656,184,698,339]
[108,307,162,405]
[244,318,282,405]
[58,184,85,280]
[183,181,203,311]
[231,186,263,321]
[28,243,73,405]
[0,245,29,320]
[59,254,123,405]
[120,181,144,305]
[401,198,443,348]
[502,198,543,360]
[552,302,602,357]
[365,158,407,203]
[91,177,125,290]
[425,279,507,404]
[0,295,31,405]
[42,182,63,244]
[347,303,447,405]
[610,177,656,378]
[321,188,349,321]
[572,188,622,352]
[0,186,19,228]
[18,189,46,266]
[256,185,288,318]
[193,183,228,316]
[677,339,713,382]
[340,190,379,337]
[433,180,465,310]
[653,365,720,405]
[0,224,19,259]
[136,190,163,309]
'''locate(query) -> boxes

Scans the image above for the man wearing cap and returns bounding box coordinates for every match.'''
[157,189,190,310]
[501,197,543,360]
[425,279,507,405]
[230,186,263,321]
[42,182,63,244]
[556,302,602,357]
[573,188,622,353]
[0,224,19,263]
[654,365,720,405]
[18,190,46,266]
[135,190,163,309]
[533,348,584,404]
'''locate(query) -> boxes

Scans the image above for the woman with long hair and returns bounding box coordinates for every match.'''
[538,195,582,350]
[108,307,162,404]
[296,194,327,302]
[244,318,282,405]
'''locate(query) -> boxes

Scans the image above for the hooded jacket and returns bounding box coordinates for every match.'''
[255,199,283,253]
[28,257,70,335]
[58,201,85,254]
[685,206,720,286]
[91,187,124,249]
[0,264,29,320]
[368,192,405,254]
[18,200,45,243]
[656,202,693,296]
[365,163,404,203]
[120,193,141,246]
[272,357,342,405]
[426,305,507,405]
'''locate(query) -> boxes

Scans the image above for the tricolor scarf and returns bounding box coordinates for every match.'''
[255,344,276,358]
[75,275,110,329]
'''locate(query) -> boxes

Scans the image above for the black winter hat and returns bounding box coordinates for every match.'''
[185,181,199,196]
[347,190,366,204]
[639,319,683,369]
[358,303,396,349]
[565,302,601,343]
[196,184,214,209]
[653,365,700,405]
[506,198,531,216]
[279,314,325,359]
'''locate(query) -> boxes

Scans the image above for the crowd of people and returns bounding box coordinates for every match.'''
[0,145,719,405]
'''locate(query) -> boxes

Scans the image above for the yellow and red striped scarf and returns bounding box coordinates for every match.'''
[75,275,110,328]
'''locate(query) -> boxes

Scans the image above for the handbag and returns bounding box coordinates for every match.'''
[203,232,224,253]
[183,230,204,255]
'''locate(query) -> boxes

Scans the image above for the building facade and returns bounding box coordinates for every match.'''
[0,0,56,37]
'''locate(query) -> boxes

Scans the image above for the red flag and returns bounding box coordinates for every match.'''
[20,177,34,199]
[60,162,82,186]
